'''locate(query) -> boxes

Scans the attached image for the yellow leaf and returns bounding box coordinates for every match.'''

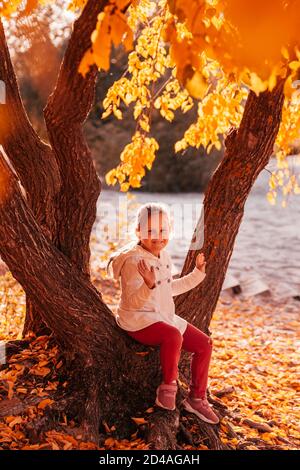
[145,407,154,413]
[30,366,51,377]
[185,71,209,100]
[38,399,54,410]
[7,380,14,400]
[281,46,289,60]
[104,437,115,447]
[288,61,300,71]
[8,416,23,428]
[131,417,147,425]
[113,109,123,120]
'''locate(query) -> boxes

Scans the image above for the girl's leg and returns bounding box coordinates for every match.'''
[181,322,213,398]
[127,322,183,384]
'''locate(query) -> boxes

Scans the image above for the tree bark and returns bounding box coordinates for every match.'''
[43,0,110,276]
[175,79,285,334]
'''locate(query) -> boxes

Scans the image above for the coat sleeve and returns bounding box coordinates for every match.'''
[169,255,206,297]
[120,258,155,309]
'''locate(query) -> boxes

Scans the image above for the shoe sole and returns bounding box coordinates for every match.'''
[182,399,219,424]
[155,392,176,411]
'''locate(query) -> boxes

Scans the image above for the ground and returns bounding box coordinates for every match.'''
[0,261,299,450]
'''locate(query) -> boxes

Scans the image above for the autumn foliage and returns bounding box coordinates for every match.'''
[1,0,300,201]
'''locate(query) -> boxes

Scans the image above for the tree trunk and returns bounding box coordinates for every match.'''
[171,79,285,449]
[43,0,108,276]
[175,79,285,334]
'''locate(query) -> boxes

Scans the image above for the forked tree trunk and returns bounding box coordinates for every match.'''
[0,0,286,449]
[0,150,160,442]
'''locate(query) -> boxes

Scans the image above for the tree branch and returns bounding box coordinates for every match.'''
[44,0,110,274]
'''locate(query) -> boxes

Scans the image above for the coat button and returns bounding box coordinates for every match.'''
[156,266,159,270]
[166,264,169,268]
[157,280,161,285]
[167,278,171,282]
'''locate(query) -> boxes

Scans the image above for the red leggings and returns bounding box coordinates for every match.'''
[127,321,213,399]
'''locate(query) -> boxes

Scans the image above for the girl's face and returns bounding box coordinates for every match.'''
[137,211,170,256]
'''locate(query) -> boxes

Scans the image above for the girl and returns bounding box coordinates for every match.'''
[107,202,219,424]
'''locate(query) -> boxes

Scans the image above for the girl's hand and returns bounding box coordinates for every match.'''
[137,259,156,289]
[196,252,206,273]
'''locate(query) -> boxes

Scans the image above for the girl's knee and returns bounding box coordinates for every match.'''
[205,336,213,355]
[165,326,183,346]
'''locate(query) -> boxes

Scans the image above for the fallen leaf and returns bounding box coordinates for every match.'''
[37,399,54,410]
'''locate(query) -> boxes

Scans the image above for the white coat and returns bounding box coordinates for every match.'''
[107,241,206,334]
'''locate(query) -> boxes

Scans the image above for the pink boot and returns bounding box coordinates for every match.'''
[182,395,220,424]
[155,383,178,411]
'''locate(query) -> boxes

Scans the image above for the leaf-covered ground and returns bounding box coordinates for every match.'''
[0,267,299,450]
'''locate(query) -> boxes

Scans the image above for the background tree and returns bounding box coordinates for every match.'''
[0,0,299,449]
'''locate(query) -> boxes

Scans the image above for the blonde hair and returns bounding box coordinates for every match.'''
[134,202,172,236]
[106,202,172,276]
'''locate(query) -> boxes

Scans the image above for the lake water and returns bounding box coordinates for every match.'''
[92,155,300,302]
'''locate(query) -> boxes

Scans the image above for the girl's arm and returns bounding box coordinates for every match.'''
[169,255,206,297]
[120,258,155,309]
